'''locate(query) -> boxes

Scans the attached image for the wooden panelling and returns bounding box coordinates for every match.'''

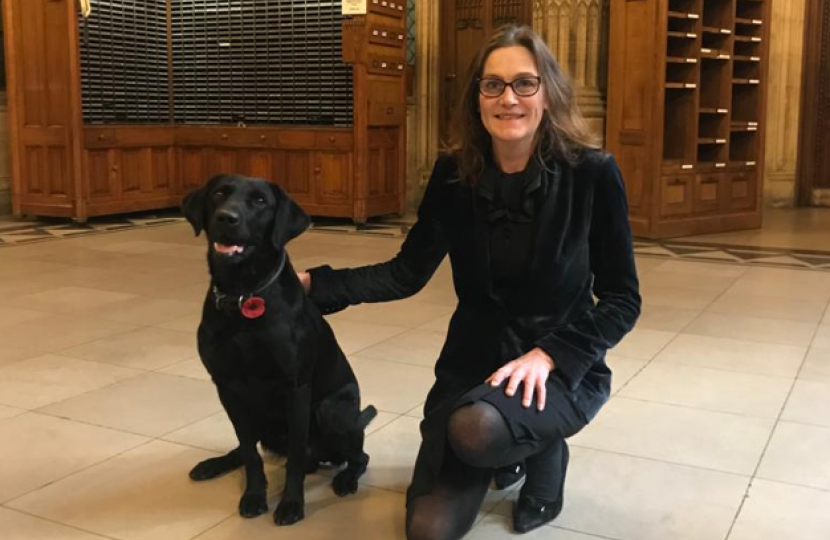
[178,148,207,192]
[315,152,353,204]
[659,175,693,218]
[121,150,146,194]
[694,173,724,214]
[248,151,276,181]
[151,149,173,191]
[286,152,312,197]
[608,0,771,237]
[87,150,113,197]
[728,172,757,211]
[5,1,406,222]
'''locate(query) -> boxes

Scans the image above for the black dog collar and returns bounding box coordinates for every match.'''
[212,252,286,319]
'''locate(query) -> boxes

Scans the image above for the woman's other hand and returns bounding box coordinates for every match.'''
[485,348,555,411]
[297,271,311,294]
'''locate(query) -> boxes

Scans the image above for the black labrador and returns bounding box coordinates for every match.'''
[182,174,376,525]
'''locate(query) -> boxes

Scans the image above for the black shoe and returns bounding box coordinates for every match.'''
[493,462,525,490]
[512,494,563,533]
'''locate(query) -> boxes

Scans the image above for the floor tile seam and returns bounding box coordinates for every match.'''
[0,504,122,540]
[701,306,828,325]
[751,475,830,494]
[611,327,682,396]
[49,319,194,369]
[648,358,802,381]
[774,417,830,431]
[680,328,816,348]
[608,395,784,422]
[339,325,417,356]
[30,404,210,440]
[568,443,756,480]
[1,437,155,507]
[184,510,238,540]
[364,411,407,438]
[723,331,816,539]
[351,353,438,371]
[0,367,150,411]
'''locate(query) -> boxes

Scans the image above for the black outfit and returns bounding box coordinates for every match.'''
[308,150,640,534]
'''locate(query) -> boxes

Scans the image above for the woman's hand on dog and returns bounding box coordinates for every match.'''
[485,348,555,411]
[297,271,311,294]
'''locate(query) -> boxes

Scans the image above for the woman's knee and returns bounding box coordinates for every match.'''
[446,402,511,468]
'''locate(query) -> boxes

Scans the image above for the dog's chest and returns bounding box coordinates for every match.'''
[198,318,302,380]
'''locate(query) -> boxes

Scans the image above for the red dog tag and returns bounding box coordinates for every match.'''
[240,297,266,319]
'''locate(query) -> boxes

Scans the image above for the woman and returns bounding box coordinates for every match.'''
[299,25,640,540]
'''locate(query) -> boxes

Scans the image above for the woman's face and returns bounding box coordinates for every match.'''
[478,46,547,159]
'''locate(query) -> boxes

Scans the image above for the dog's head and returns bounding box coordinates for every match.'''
[182,174,309,264]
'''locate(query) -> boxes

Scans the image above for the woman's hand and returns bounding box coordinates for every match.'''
[297,271,311,294]
[485,348,555,411]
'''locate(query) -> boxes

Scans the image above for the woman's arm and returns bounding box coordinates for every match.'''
[305,157,453,313]
[534,154,642,390]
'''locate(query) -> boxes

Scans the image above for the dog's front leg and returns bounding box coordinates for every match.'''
[216,386,269,518]
[273,383,311,526]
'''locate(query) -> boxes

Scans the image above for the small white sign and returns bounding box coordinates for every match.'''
[342,0,367,15]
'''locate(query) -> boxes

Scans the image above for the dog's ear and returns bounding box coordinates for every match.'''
[182,175,223,236]
[269,182,310,249]
[182,186,207,236]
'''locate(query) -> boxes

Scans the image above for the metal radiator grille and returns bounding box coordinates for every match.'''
[78,1,353,126]
[78,0,171,124]
[171,0,353,126]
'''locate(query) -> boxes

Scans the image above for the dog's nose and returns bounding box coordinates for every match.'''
[216,209,240,226]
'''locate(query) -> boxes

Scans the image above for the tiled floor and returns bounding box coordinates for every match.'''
[1,221,829,540]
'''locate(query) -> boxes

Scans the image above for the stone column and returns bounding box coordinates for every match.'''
[533,0,609,144]
[405,0,441,214]
[764,0,806,207]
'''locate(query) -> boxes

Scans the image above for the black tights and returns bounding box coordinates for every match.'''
[406,402,566,540]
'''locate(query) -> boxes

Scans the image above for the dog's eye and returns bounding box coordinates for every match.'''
[253,196,267,206]
[212,190,227,200]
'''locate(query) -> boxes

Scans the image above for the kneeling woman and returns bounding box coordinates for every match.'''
[299,24,641,540]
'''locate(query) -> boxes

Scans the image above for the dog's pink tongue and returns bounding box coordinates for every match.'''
[214,243,243,255]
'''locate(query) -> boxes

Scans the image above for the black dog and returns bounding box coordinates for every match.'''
[182,174,376,525]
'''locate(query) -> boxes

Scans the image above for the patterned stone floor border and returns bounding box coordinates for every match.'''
[1,212,829,272]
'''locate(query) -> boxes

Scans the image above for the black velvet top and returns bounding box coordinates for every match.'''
[477,160,542,293]
[307,150,641,502]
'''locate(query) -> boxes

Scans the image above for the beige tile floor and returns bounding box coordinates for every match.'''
[1,222,829,540]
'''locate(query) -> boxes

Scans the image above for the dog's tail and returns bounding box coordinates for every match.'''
[360,405,378,429]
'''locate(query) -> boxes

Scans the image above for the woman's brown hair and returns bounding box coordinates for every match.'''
[448,24,598,184]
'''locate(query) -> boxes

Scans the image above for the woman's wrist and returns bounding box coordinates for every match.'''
[531,347,555,371]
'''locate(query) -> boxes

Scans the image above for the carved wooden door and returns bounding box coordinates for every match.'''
[797,0,830,204]
[440,1,532,145]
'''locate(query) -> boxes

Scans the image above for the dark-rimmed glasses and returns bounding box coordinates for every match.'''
[477,76,542,98]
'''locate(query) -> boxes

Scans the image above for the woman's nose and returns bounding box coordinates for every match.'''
[499,87,519,105]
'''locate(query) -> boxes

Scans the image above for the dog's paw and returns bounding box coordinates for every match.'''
[239,492,268,518]
[332,471,359,497]
[189,457,231,481]
[273,501,304,526]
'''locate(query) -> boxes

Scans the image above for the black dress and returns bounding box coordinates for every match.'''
[307,150,641,503]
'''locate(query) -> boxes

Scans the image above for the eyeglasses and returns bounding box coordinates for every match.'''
[477,76,542,98]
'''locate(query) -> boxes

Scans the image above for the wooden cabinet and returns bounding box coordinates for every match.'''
[3,0,406,223]
[607,0,771,238]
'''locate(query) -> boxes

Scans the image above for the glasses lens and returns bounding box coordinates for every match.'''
[479,79,505,97]
[513,78,540,96]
